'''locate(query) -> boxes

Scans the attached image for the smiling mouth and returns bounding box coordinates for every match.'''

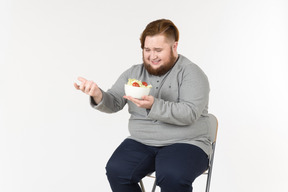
[151,60,161,65]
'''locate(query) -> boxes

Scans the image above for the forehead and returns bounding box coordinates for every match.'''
[144,34,171,48]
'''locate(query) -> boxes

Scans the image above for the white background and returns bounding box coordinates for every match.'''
[1,0,288,191]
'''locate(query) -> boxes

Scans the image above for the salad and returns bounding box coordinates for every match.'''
[127,79,152,88]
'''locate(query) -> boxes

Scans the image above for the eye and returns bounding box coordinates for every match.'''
[144,48,150,52]
[155,49,162,52]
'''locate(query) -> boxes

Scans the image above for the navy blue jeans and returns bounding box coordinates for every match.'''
[106,139,209,192]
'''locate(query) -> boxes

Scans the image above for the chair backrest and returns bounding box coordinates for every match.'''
[207,113,218,144]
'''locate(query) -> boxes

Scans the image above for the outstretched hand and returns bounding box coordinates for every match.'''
[74,77,103,104]
[123,95,154,109]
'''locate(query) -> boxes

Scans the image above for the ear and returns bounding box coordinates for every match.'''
[173,41,178,53]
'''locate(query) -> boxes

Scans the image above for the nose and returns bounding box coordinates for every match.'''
[151,51,157,60]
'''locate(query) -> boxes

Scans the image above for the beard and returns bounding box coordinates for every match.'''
[143,49,177,76]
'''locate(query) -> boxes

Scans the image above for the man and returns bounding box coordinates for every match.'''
[74,19,211,192]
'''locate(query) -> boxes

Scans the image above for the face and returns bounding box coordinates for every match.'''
[143,34,178,76]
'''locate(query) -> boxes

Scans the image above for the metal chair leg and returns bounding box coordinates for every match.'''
[205,167,211,192]
[140,176,156,192]
[140,179,146,192]
[151,178,156,192]
[205,143,216,192]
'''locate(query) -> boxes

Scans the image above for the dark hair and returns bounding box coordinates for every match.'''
[140,19,179,49]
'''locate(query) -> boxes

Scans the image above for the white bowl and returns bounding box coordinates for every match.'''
[124,84,151,99]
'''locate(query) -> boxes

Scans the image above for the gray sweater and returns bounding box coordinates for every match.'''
[91,55,213,157]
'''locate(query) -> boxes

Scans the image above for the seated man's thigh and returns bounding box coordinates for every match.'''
[106,139,156,183]
[155,143,208,191]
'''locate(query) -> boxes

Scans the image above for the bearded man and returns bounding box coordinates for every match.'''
[75,19,212,192]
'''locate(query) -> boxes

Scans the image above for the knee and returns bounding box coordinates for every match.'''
[105,159,123,178]
[105,159,135,184]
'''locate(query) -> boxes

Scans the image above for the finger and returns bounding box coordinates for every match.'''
[84,80,93,93]
[124,96,138,104]
[78,76,87,83]
[142,95,148,100]
[123,95,132,100]
[143,95,152,99]
[79,82,85,91]
[89,83,97,96]
[74,82,80,90]
[130,98,141,105]
[143,95,153,102]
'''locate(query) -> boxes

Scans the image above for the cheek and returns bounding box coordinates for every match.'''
[160,52,169,61]
[143,53,150,60]
[163,52,171,59]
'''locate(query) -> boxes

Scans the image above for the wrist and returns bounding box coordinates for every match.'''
[92,92,103,104]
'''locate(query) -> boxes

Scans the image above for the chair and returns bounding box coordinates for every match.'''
[139,114,218,192]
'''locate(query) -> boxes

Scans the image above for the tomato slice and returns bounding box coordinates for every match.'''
[132,82,140,87]
[142,81,148,86]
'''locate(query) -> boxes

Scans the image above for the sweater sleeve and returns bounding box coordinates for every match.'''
[90,71,128,113]
[147,64,210,126]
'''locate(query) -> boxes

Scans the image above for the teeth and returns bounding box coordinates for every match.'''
[152,60,160,64]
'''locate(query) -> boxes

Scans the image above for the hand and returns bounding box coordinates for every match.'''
[74,77,102,104]
[123,95,154,109]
